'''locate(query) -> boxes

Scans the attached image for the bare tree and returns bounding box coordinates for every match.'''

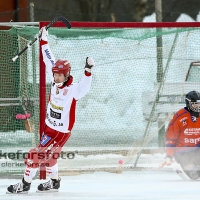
[133,0,149,21]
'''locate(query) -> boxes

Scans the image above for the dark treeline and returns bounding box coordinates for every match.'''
[0,0,200,22]
[28,0,200,22]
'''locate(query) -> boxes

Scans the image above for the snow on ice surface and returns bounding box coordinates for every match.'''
[1,171,200,200]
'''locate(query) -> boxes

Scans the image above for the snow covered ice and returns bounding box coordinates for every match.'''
[1,171,200,200]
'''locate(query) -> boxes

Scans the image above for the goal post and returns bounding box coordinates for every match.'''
[1,21,200,178]
[39,21,200,172]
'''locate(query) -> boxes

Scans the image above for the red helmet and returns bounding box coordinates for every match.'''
[52,60,71,76]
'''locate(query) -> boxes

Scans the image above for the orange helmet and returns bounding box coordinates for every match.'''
[52,60,71,76]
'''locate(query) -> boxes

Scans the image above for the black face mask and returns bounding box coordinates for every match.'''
[185,107,200,118]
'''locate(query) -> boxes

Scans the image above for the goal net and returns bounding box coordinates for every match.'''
[0,22,200,177]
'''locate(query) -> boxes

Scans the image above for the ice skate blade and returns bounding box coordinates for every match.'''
[36,189,59,193]
[6,191,28,194]
[176,169,190,181]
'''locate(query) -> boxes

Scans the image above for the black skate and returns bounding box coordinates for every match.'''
[185,170,200,180]
[37,177,61,192]
[6,178,31,194]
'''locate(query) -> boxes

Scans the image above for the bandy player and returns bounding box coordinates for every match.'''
[160,90,200,180]
[7,27,95,193]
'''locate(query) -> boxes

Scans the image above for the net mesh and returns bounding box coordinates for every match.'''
[0,25,200,176]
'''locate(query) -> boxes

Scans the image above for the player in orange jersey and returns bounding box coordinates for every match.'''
[160,90,200,180]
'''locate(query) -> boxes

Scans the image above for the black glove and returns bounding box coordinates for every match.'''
[85,57,95,73]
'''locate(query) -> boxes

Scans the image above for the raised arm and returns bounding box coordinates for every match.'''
[40,27,55,82]
[73,57,95,100]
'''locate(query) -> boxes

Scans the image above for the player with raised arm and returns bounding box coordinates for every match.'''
[6,27,95,194]
[160,90,200,180]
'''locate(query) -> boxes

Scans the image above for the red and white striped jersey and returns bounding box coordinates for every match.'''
[41,42,92,133]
